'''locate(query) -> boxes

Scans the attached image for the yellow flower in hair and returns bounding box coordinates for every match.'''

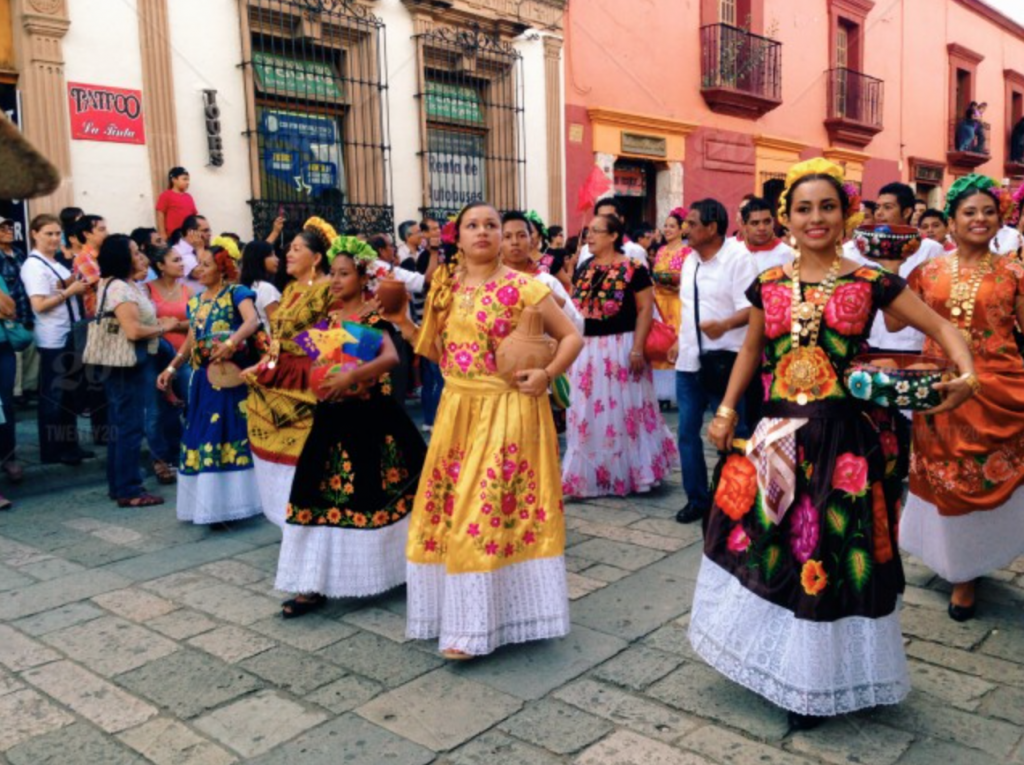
[211,236,241,262]
[303,216,339,247]
[777,158,846,222]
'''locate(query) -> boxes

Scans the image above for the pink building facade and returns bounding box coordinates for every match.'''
[564,0,1024,232]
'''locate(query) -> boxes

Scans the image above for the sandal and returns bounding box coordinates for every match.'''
[282,595,326,619]
[0,495,12,511]
[152,460,177,485]
[116,493,164,508]
[441,649,475,661]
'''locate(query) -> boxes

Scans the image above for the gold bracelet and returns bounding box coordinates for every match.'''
[223,337,236,349]
[715,405,739,423]
[959,372,981,395]
[165,365,178,376]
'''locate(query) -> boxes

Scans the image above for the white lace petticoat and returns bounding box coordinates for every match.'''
[688,555,909,716]
[406,556,571,656]
[177,470,263,525]
[253,455,295,529]
[275,516,409,598]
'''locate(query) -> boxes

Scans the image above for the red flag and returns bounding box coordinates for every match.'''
[577,165,612,213]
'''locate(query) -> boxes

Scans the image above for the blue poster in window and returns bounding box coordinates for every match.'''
[260,108,342,197]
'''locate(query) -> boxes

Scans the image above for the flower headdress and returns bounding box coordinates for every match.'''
[777,158,856,223]
[1010,184,1024,226]
[302,216,339,251]
[524,209,547,239]
[668,206,689,223]
[326,235,376,266]
[210,235,241,262]
[943,174,1012,220]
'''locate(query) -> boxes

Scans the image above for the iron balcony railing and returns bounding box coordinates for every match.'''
[700,23,782,102]
[827,68,883,127]
[949,118,991,157]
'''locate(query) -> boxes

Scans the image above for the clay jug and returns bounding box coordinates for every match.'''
[376,277,406,314]
[496,305,557,383]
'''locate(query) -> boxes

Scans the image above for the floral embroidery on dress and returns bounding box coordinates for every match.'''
[572,261,636,320]
[181,439,252,474]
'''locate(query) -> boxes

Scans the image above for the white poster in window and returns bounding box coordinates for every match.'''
[428,129,486,209]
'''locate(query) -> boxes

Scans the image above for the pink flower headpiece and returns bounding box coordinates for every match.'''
[669,206,689,222]
[440,220,457,246]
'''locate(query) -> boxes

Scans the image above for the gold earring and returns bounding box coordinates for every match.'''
[835,238,844,258]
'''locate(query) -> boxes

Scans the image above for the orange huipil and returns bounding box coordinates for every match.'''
[908,255,1024,516]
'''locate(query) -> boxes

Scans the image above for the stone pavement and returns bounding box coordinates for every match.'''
[2,427,1024,764]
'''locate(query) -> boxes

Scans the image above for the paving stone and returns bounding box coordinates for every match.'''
[0,563,38,591]
[357,668,522,751]
[582,564,632,583]
[239,645,345,695]
[977,685,1024,726]
[901,557,937,587]
[249,614,358,651]
[92,525,147,546]
[452,625,625,700]
[498,698,613,754]
[865,691,1020,758]
[12,556,86,582]
[22,660,157,733]
[628,518,703,543]
[342,606,412,643]
[568,571,609,599]
[565,555,594,572]
[58,538,144,567]
[554,678,700,743]
[787,716,915,765]
[896,737,1002,765]
[92,588,179,622]
[5,722,145,765]
[572,564,695,641]
[576,729,708,765]
[979,625,1024,663]
[231,545,282,574]
[0,689,74,752]
[900,604,992,650]
[197,560,267,585]
[906,639,1024,689]
[681,725,817,765]
[908,659,996,711]
[436,731,564,765]
[179,582,281,626]
[43,616,178,676]
[318,632,444,688]
[591,645,685,691]
[140,571,223,601]
[0,668,23,697]
[118,717,238,765]
[246,713,434,765]
[188,625,277,664]
[642,617,701,661]
[901,584,949,610]
[0,623,60,670]
[1,522,83,552]
[146,608,219,640]
[101,538,256,582]
[647,663,790,740]
[116,650,263,719]
[194,690,329,758]
[568,538,667,571]
[565,503,645,526]
[0,568,131,620]
[305,673,383,714]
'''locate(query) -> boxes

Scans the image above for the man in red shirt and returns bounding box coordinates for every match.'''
[72,215,107,318]
[155,167,197,240]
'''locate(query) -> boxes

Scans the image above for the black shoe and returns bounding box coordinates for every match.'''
[788,711,825,731]
[948,601,976,622]
[675,502,706,524]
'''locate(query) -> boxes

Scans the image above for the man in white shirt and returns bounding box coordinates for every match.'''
[396,220,421,269]
[173,215,210,294]
[735,197,793,272]
[577,198,648,267]
[667,199,758,524]
[367,232,437,297]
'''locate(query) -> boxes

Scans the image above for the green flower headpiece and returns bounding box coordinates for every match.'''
[944,174,998,219]
[524,209,547,239]
[327,235,377,265]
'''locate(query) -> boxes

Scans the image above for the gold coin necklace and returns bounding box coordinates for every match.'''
[946,250,991,344]
[786,249,843,406]
[457,262,503,314]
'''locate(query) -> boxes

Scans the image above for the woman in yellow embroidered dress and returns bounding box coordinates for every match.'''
[899,174,1024,621]
[386,202,583,659]
[651,207,690,405]
[245,219,334,527]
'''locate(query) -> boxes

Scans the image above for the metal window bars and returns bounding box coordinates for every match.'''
[414,25,526,221]
[240,0,393,242]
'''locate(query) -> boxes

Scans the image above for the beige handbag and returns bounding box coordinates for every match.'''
[82,280,146,368]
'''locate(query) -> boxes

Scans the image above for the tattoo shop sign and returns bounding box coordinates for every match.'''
[67,83,146,145]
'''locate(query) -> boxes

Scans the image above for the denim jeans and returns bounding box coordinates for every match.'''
[104,364,147,499]
[420,357,444,427]
[37,337,81,462]
[676,370,750,509]
[143,341,185,464]
[0,343,17,463]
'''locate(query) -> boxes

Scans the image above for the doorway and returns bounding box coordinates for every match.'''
[613,160,657,233]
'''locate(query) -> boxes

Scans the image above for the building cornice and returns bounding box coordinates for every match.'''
[947,42,984,65]
[954,0,1024,43]
[587,108,698,137]
[753,134,807,154]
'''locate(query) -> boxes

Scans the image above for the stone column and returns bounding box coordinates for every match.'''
[655,160,684,227]
[14,0,73,213]
[543,36,563,225]
[137,0,179,203]
[595,151,616,203]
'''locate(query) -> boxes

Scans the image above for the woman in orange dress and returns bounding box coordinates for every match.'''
[651,208,690,405]
[900,174,1024,621]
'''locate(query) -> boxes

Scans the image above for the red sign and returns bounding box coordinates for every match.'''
[67,83,146,145]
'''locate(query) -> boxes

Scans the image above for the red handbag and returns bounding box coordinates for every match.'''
[644,319,677,363]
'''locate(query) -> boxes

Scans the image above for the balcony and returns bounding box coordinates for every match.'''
[824,68,884,149]
[700,23,782,119]
[947,118,991,170]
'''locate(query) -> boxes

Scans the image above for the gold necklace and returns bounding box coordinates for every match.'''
[457,262,503,313]
[784,248,844,406]
[946,250,991,344]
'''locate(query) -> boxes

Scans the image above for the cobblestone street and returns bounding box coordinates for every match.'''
[1,416,1024,765]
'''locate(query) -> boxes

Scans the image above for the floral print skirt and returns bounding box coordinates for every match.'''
[177,366,261,525]
[689,410,909,715]
[562,332,679,498]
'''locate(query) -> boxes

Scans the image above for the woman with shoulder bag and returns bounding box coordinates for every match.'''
[21,214,90,467]
[92,235,167,507]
